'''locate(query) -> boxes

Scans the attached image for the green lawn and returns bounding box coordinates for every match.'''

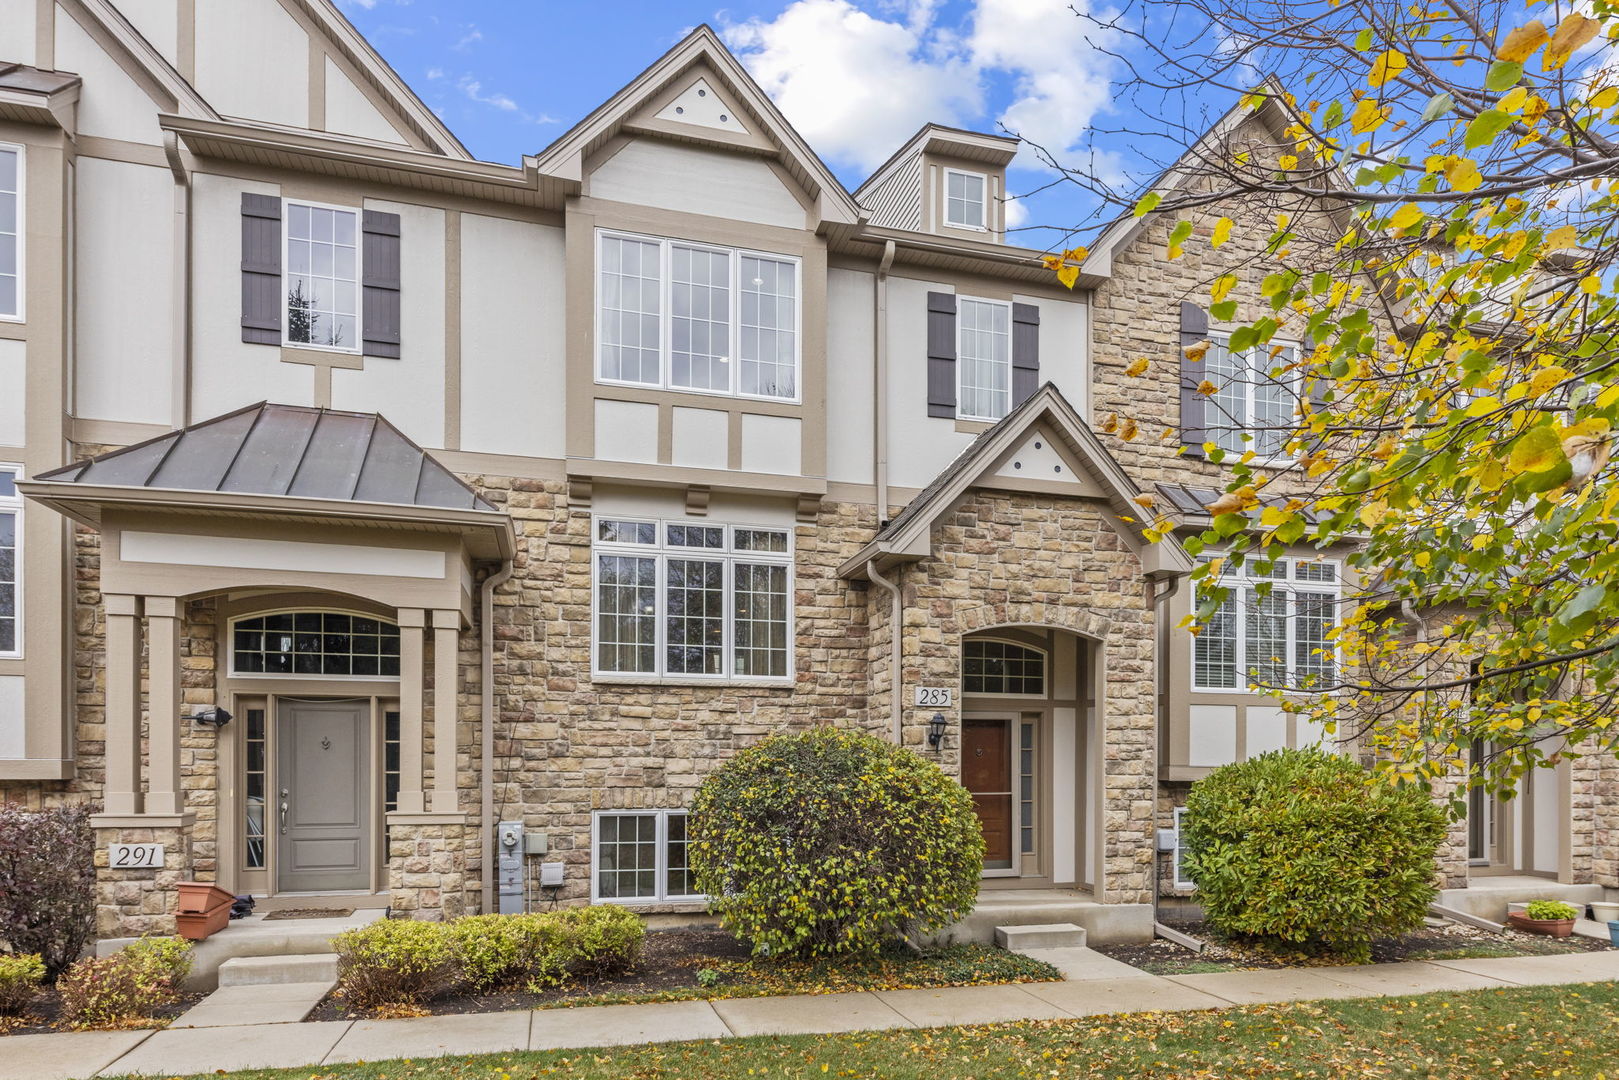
[119,981,1619,1080]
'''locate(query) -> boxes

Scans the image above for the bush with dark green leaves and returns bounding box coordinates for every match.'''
[688,726,985,958]
[1181,747,1446,963]
[0,803,96,977]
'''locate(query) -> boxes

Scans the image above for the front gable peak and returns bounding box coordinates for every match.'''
[653,76,752,136]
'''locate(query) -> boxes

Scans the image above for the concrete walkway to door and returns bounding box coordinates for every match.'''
[5,946,1617,1078]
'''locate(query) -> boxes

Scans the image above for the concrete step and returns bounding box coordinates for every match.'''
[170,981,334,1028]
[994,922,1087,950]
[218,952,339,987]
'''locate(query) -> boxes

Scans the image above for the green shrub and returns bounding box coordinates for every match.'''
[1181,748,1447,963]
[56,936,192,1029]
[551,905,644,978]
[448,913,570,992]
[333,918,460,1009]
[0,953,45,1015]
[0,804,96,977]
[689,726,985,958]
[1525,900,1579,921]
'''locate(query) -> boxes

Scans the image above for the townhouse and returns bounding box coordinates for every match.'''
[0,0,1608,940]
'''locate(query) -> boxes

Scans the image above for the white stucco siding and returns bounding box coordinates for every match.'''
[116,0,180,67]
[0,676,22,760]
[588,140,807,230]
[0,3,35,66]
[332,200,446,446]
[188,172,314,417]
[0,340,23,448]
[324,58,406,144]
[886,276,973,490]
[74,158,174,425]
[1013,292,1089,420]
[826,268,874,485]
[458,214,564,459]
[54,10,164,144]
[194,0,309,128]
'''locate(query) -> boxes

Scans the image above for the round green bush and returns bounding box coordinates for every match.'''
[688,726,985,958]
[1181,747,1447,963]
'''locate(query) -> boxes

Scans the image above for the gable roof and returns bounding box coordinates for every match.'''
[64,0,217,121]
[838,383,1192,580]
[853,123,1019,202]
[528,24,863,228]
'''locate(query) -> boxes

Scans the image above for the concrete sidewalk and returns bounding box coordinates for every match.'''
[4,948,1615,1079]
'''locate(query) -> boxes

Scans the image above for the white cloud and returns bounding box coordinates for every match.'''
[453,26,483,51]
[455,75,558,125]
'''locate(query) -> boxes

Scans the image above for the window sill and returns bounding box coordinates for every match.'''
[590,674,795,690]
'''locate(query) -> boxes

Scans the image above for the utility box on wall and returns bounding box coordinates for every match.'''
[496,821,525,915]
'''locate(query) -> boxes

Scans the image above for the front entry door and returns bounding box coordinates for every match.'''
[277,700,370,892]
[963,717,1015,874]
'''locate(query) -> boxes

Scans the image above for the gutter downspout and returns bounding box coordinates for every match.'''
[1151,573,1192,946]
[479,558,515,912]
[162,131,192,428]
[867,557,902,744]
[875,240,896,525]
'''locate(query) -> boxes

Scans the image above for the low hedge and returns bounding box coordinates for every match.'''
[334,906,644,1009]
[0,953,44,1016]
[57,936,192,1029]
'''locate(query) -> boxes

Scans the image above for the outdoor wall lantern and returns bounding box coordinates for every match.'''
[192,706,232,728]
[927,712,948,751]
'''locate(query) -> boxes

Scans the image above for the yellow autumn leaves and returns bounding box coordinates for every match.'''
[1040,245,1089,289]
[1498,13,1600,71]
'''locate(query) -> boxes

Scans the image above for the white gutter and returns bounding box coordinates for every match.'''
[162,130,192,428]
[875,240,896,524]
[479,558,515,912]
[866,557,902,744]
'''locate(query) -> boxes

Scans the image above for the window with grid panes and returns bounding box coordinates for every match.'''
[593,518,792,681]
[285,202,360,352]
[0,466,17,657]
[956,297,1012,421]
[592,810,701,902]
[231,612,400,677]
[962,638,1046,696]
[1193,557,1340,691]
[1204,337,1301,458]
[0,146,18,318]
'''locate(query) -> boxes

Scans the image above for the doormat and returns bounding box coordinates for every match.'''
[263,907,355,920]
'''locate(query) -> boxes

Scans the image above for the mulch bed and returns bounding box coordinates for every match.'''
[0,988,207,1038]
[263,908,356,921]
[1095,918,1611,976]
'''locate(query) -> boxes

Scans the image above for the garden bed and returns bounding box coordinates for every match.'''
[1094,919,1611,976]
[0,988,206,1037]
[309,926,1060,1020]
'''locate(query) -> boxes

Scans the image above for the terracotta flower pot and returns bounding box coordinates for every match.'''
[176,881,235,914]
[1507,911,1576,938]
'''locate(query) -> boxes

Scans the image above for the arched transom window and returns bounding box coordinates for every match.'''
[963,638,1046,696]
[232,611,400,677]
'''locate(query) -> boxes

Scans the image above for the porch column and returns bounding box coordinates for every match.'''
[431,609,460,814]
[395,607,427,813]
[143,596,184,816]
[102,595,144,815]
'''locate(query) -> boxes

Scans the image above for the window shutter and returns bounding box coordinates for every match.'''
[362,210,402,359]
[240,193,282,345]
[926,291,957,418]
[1179,300,1209,458]
[1011,302,1040,407]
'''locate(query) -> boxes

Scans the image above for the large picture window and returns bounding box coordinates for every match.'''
[1193,556,1340,692]
[1205,337,1301,459]
[593,518,792,682]
[956,297,1012,421]
[0,146,19,320]
[231,611,400,677]
[0,466,18,658]
[285,201,360,352]
[591,810,701,903]
[597,230,800,401]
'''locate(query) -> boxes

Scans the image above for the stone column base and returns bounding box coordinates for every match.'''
[387,813,470,921]
[90,813,197,938]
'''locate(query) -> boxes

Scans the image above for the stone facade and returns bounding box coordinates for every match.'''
[91,819,194,937]
[388,819,473,921]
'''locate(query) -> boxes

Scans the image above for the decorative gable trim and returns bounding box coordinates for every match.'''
[653,77,752,135]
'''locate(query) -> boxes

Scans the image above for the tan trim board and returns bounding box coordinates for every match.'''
[67,417,171,447]
[566,458,827,497]
[0,758,75,780]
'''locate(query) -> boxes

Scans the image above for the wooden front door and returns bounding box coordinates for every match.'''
[963,717,1015,873]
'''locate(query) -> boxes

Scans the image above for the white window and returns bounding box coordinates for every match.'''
[1205,337,1301,459]
[593,518,792,682]
[285,201,360,352]
[945,169,987,230]
[596,230,800,401]
[0,145,21,320]
[1172,807,1196,890]
[0,466,18,657]
[957,297,1012,421]
[1193,556,1340,692]
[591,810,702,903]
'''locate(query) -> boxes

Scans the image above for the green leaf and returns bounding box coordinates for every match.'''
[1323,101,1344,128]
[1485,61,1522,91]
[1228,326,1258,351]
[1556,584,1607,627]
[1464,110,1514,150]
[1420,92,1454,122]
[1354,27,1374,51]
[1134,191,1162,217]
[1211,300,1238,322]
[1169,219,1194,245]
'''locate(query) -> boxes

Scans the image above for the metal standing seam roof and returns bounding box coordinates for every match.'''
[37,402,497,513]
[1154,482,1327,524]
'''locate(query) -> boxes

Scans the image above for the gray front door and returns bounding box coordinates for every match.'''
[277,699,370,892]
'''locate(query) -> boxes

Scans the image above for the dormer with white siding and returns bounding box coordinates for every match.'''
[855,124,1019,242]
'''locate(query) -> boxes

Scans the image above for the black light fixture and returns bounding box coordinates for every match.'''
[192,706,232,728]
[927,712,948,751]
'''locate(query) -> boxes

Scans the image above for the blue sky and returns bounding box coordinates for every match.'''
[336,0,1227,249]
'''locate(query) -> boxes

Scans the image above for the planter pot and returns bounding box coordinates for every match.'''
[1609,921,1619,949]
[176,881,234,915]
[1590,901,1619,924]
[176,897,233,941]
[1507,912,1576,938]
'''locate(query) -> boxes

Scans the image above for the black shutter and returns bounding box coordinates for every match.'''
[1179,301,1209,458]
[927,292,957,418]
[362,210,402,359]
[241,193,281,345]
[1011,302,1040,407]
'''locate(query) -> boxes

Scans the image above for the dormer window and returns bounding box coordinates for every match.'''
[945,169,987,231]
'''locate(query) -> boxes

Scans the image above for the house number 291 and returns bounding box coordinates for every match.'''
[913,686,953,708]
[108,843,164,869]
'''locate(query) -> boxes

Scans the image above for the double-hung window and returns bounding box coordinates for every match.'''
[285,201,360,352]
[957,297,1012,421]
[945,168,987,230]
[0,466,19,657]
[591,809,701,903]
[0,144,20,320]
[597,230,800,401]
[1205,337,1300,459]
[1193,556,1339,692]
[593,518,792,681]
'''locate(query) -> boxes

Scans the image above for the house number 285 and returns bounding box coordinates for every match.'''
[913,686,953,708]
